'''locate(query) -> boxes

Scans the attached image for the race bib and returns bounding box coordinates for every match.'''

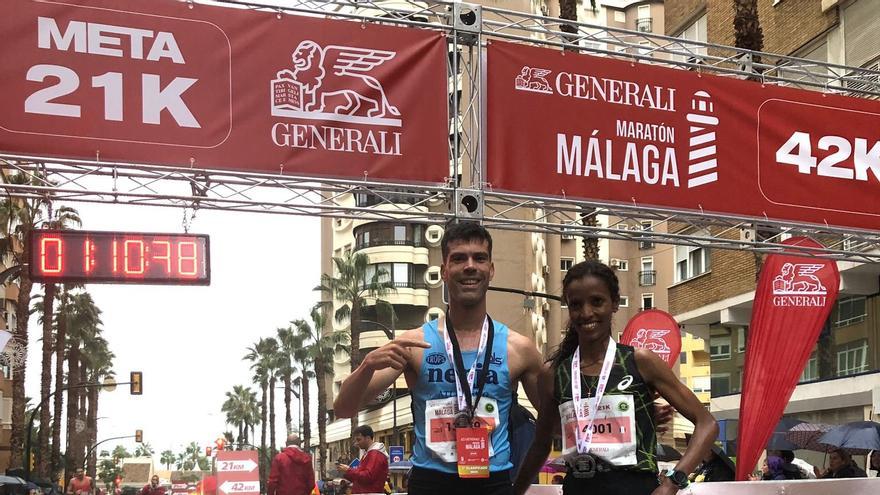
[425,396,499,462]
[559,395,637,466]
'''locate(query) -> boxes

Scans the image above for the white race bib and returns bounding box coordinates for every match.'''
[425,396,500,462]
[559,394,637,466]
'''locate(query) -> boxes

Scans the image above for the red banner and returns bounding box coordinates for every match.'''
[620,309,681,368]
[486,40,880,230]
[0,0,448,183]
[735,237,839,480]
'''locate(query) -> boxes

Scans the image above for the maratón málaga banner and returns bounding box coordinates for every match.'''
[0,0,449,184]
[486,40,880,231]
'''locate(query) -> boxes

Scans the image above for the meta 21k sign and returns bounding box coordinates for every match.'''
[487,40,880,231]
[0,0,448,184]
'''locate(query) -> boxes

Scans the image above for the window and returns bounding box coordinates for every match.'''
[674,242,710,282]
[619,296,629,308]
[614,11,626,23]
[676,13,707,64]
[837,340,868,376]
[833,296,867,328]
[693,376,711,393]
[641,293,654,310]
[799,355,818,382]
[639,221,654,249]
[393,225,406,241]
[710,374,731,396]
[393,263,409,286]
[639,257,655,286]
[680,353,687,364]
[560,257,574,272]
[737,328,746,353]
[710,335,731,360]
[613,259,629,271]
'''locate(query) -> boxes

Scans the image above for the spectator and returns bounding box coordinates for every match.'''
[336,425,389,494]
[814,449,867,479]
[66,469,93,495]
[141,476,164,495]
[267,434,315,495]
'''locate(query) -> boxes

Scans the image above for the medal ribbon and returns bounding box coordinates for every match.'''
[571,336,617,454]
[442,314,493,417]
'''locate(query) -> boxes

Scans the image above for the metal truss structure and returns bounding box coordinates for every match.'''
[3,0,880,262]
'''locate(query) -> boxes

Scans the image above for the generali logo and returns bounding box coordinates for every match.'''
[516,65,720,189]
[269,40,402,156]
[771,262,829,307]
[631,328,672,360]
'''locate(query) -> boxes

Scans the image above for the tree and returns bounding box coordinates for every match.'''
[83,334,114,477]
[133,443,154,457]
[315,251,394,440]
[558,0,596,43]
[63,291,102,477]
[34,205,80,478]
[222,385,258,447]
[309,305,350,478]
[0,166,50,467]
[275,327,297,437]
[290,320,316,452]
[160,450,175,470]
[244,338,277,489]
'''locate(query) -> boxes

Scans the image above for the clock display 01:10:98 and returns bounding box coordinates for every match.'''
[29,230,210,285]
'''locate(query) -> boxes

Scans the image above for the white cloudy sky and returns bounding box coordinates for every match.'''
[24,199,322,458]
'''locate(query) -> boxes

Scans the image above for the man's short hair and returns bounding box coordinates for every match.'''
[353,425,374,439]
[440,222,493,261]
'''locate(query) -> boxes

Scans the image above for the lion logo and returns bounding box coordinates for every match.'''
[631,329,672,363]
[271,40,402,126]
[772,263,827,295]
[514,66,553,94]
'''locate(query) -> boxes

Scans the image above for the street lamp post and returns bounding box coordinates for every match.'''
[359,319,398,447]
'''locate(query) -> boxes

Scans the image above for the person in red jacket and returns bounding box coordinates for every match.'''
[336,426,389,495]
[268,434,315,495]
[140,476,165,495]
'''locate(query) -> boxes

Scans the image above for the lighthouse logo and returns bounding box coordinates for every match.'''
[686,91,719,188]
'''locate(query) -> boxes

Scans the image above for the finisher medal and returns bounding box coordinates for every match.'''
[570,454,597,479]
[453,410,473,429]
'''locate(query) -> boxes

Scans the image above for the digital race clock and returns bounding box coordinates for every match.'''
[29,230,210,285]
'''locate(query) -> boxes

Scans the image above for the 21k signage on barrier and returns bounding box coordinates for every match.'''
[487,41,880,230]
[0,0,448,183]
[216,450,260,495]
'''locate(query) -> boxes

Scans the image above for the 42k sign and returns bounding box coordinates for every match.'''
[216,451,260,495]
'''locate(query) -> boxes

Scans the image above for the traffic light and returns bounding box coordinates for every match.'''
[215,437,226,451]
[206,447,212,457]
[130,371,143,395]
[135,429,143,443]
[115,476,122,487]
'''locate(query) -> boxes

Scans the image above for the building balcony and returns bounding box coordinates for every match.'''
[639,270,656,286]
[362,284,430,307]
[355,238,426,250]
[636,18,652,33]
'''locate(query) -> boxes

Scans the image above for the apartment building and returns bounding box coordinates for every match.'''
[664,0,880,462]
[0,253,21,471]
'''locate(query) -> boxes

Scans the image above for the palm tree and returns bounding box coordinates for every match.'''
[34,205,80,478]
[83,334,114,478]
[160,450,175,470]
[275,327,297,437]
[222,385,258,447]
[0,166,50,467]
[244,338,277,488]
[133,443,154,457]
[309,305,350,477]
[290,321,316,452]
[63,291,102,477]
[315,251,395,438]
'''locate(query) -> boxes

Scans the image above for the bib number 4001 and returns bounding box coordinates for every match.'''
[25,64,200,128]
[775,131,880,181]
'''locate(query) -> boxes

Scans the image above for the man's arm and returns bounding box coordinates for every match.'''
[334,329,430,418]
[507,331,544,410]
